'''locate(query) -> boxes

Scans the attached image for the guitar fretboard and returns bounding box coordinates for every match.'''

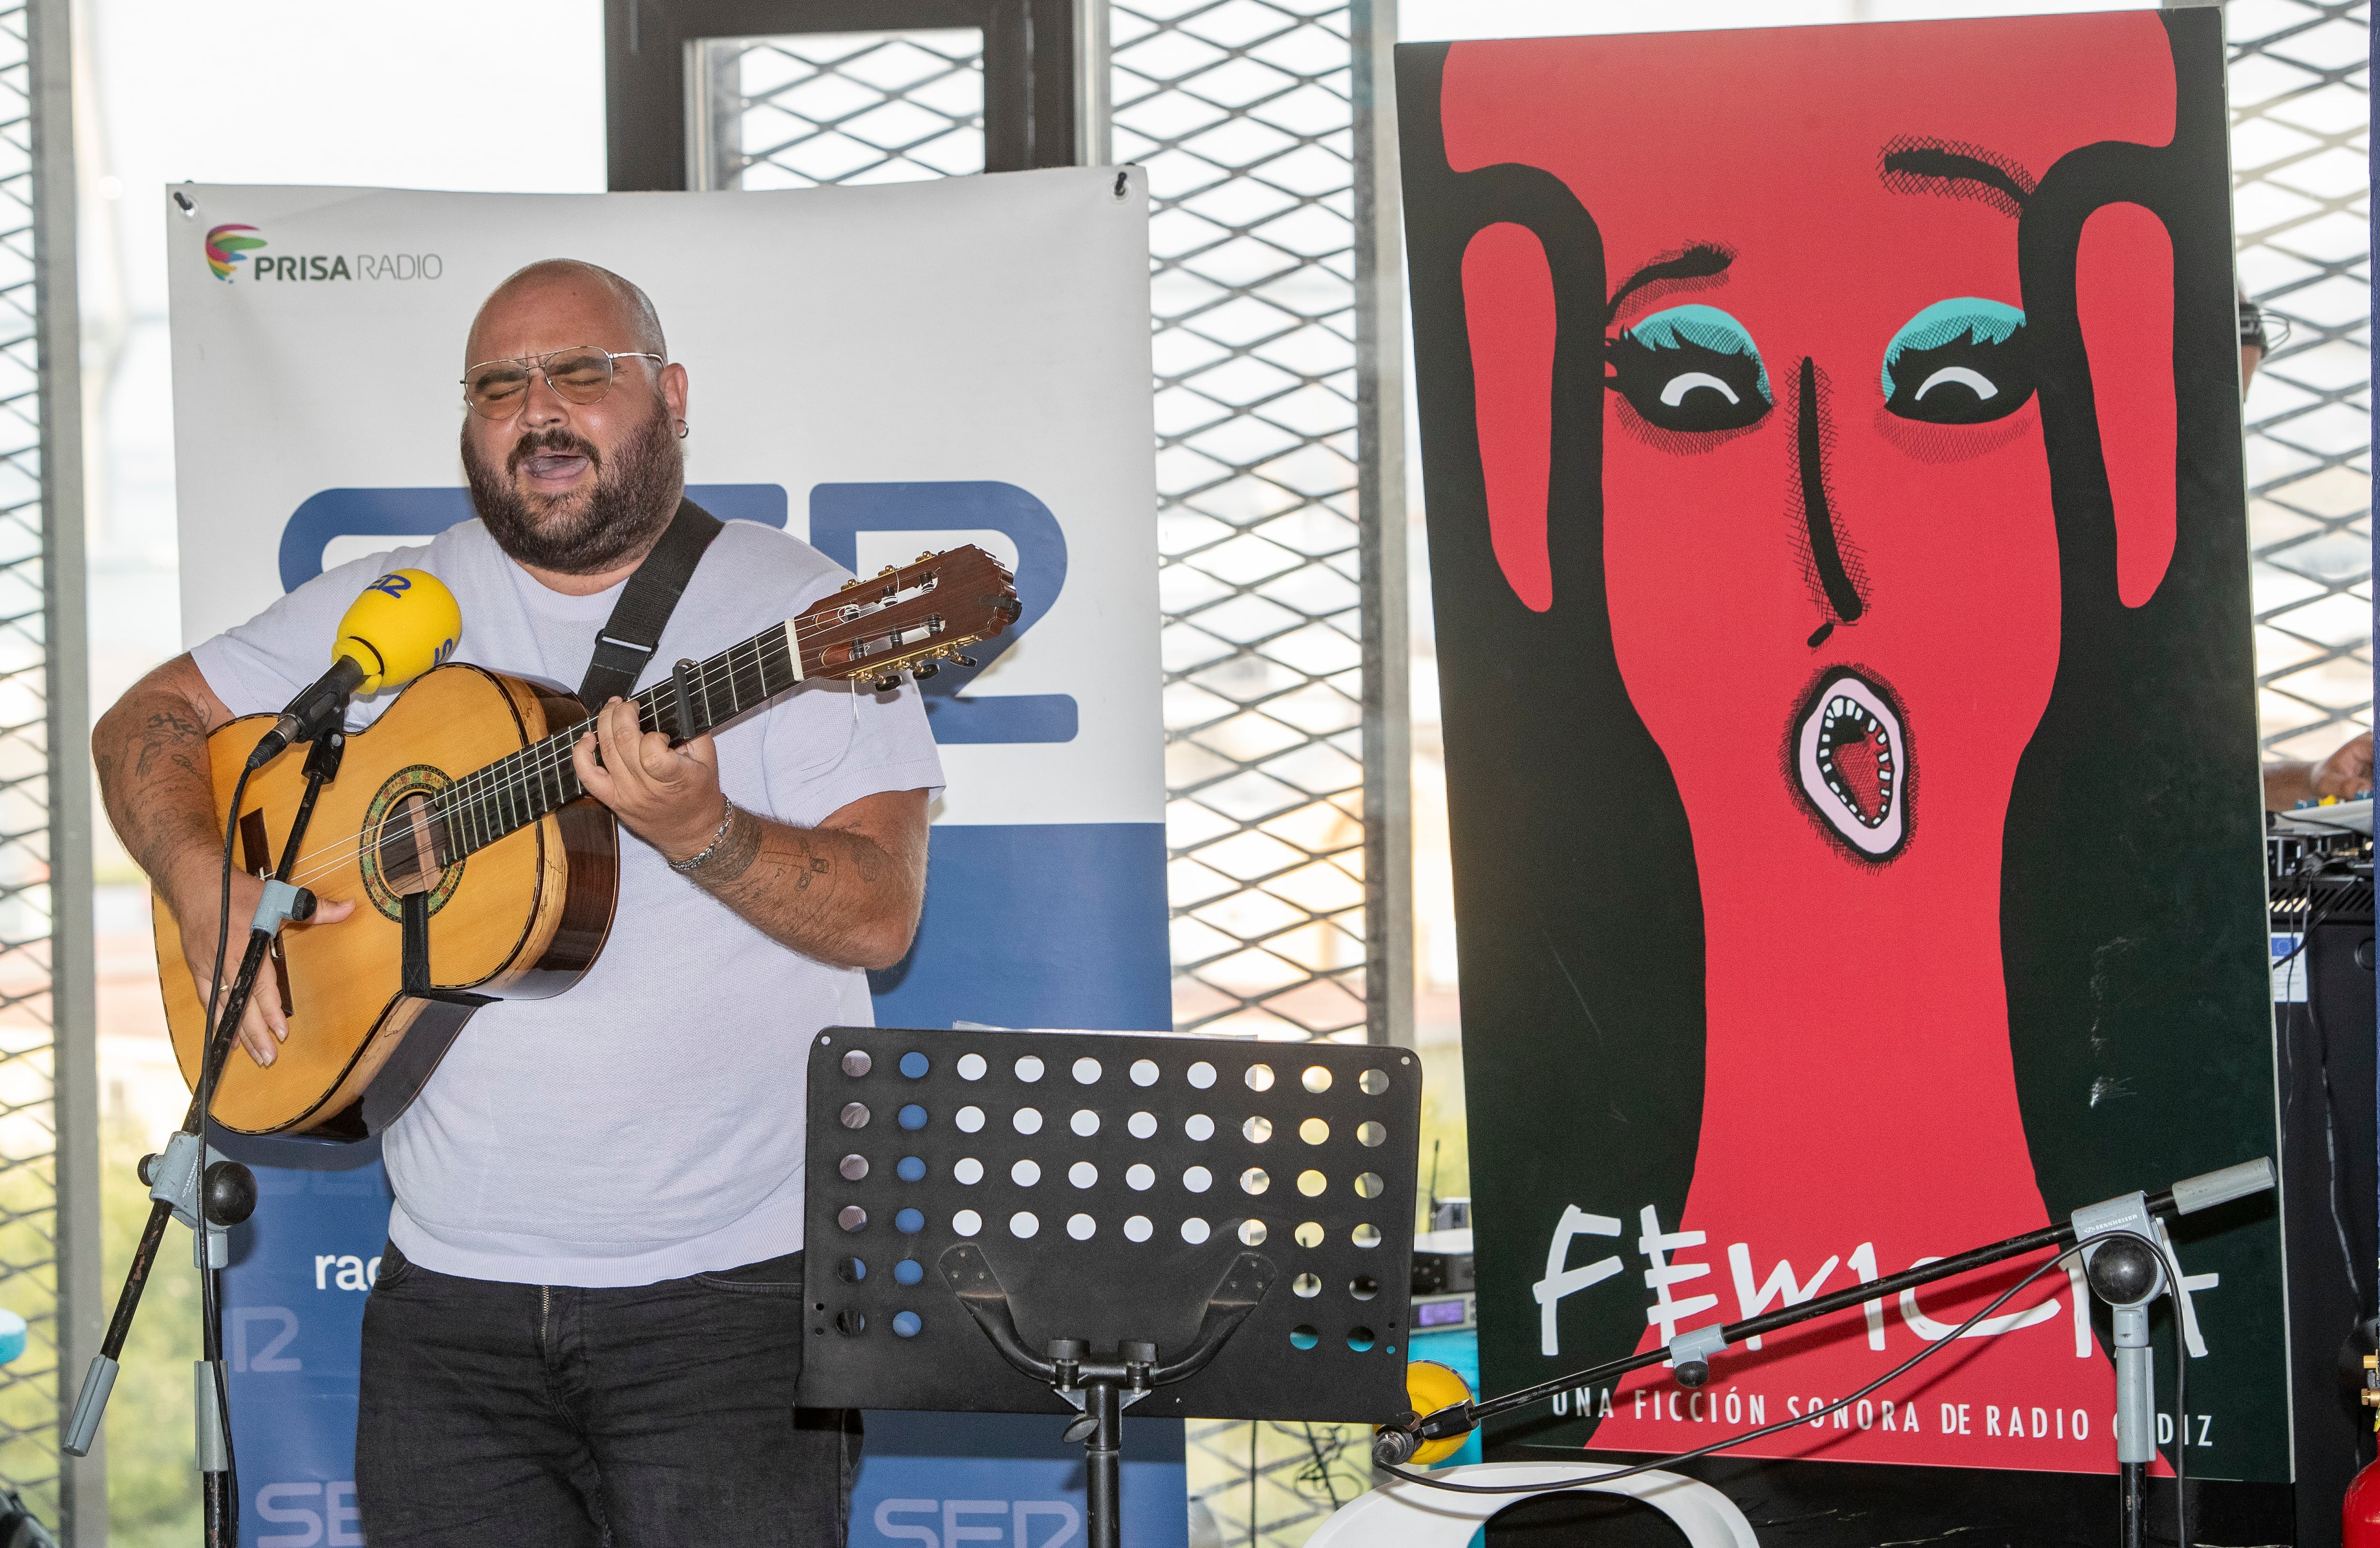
[429,621,803,861]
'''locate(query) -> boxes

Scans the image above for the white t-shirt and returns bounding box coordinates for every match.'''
[191,517,945,1286]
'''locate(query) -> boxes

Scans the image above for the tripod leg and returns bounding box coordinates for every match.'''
[1084,1383,1122,1548]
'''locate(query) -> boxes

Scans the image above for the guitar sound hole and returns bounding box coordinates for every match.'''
[376,792,449,896]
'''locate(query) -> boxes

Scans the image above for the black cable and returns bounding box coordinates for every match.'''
[1384,1225,2197,1521]
[194,764,253,1545]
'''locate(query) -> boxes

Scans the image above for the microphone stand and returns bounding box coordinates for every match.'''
[1375,1159,2275,1548]
[65,724,349,1548]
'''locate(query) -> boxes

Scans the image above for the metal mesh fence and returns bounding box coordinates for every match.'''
[1116,0,1368,1047]
[686,29,986,190]
[2229,0,2371,766]
[0,0,61,1519]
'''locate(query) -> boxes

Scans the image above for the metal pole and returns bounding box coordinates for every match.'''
[1352,0,1412,1051]
[30,0,101,1533]
[1072,0,1110,166]
[1083,1381,1121,1548]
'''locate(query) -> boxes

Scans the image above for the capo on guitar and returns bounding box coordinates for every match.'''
[670,657,700,745]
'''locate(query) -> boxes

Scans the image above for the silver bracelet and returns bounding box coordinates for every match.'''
[668,798,739,874]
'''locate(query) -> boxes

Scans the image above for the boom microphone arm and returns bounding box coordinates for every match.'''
[1373,1158,2275,1466]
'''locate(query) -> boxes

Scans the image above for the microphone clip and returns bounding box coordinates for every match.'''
[245,656,367,771]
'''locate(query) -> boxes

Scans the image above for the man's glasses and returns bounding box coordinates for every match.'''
[461,346,664,420]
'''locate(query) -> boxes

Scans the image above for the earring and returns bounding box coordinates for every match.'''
[676,419,690,439]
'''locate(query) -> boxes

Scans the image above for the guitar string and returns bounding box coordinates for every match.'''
[270,625,796,892]
[270,577,970,892]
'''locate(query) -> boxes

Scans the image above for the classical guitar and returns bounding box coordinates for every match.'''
[156,546,1020,1138]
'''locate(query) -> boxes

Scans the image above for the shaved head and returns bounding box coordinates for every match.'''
[467,258,667,366]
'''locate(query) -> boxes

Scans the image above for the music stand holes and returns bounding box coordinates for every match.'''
[896,1157,926,1182]
[1130,1059,1160,1086]
[838,1309,867,1337]
[1014,1108,1044,1136]
[1071,1110,1100,1137]
[840,1102,870,1130]
[1348,1328,1376,1352]
[1125,1215,1153,1242]
[894,1260,924,1286]
[898,1105,928,1131]
[1070,1162,1099,1189]
[841,1050,873,1078]
[1182,1219,1211,1245]
[957,1106,986,1134]
[900,1052,929,1078]
[835,1257,866,1284]
[1015,1055,1045,1083]
[1352,1223,1382,1249]
[1240,1168,1270,1195]
[895,1208,925,1234]
[1292,1272,1320,1298]
[1302,1066,1332,1094]
[1184,1166,1214,1193]
[838,1154,868,1182]
[893,1311,922,1339]
[1068,1213,1097,1241]
[1128,1112,1157,1140]
[1359,1069,1389,1096]
[1354,1171,1383,1199]
[1295,1222,1325,1249]
[1246,1063,1275,1092]
[1011,1159,1042,1187]
[1243,1116,1273,1144]
[1298,1170,1327,1198]
[954,1158,984,1185]
[1188,1061,1217,1089]
[953,1210,982,1237]
[1358,1121,1386,1147]
[1299,1119,1329,1146]
[838,1205,868,1233]
[1126,1163,1156,1191]
[1290,1326,1319,1351]
[1186,1114,1215,1141]
[1072,1057,1102,1084]
[957,1053,988,1081]
[1350,1275,1378,1301]
[1010,1211,1041,1239]
[1240,1219,1268,1246]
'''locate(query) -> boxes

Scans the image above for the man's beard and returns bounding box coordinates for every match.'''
[462,403,681,575]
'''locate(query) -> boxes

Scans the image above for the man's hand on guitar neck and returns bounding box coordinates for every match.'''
[573,696,928,971]
[94,653,355,1070]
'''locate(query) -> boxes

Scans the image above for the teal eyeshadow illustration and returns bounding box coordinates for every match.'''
[1625,304,1773,405]
[1881,298,2024,397]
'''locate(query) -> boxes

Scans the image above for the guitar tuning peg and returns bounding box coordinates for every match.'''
[952,654,978,669]
[874,675,902,693]
[912,661,940,680]
[877,565,898,578]
[915,551,936,563]
[840,577,861,592]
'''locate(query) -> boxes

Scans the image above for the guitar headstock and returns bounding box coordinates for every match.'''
[794,544,1022,689]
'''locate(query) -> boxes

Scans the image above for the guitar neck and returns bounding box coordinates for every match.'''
[432,619,805,861]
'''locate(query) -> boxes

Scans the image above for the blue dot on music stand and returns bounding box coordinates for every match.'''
[900,1052,929,1078]
[897,1156,927,1182]
[895,1208,925,1233]
[894,1259,925,1285]
[892,1311,923,1338]
[898,1104,928,1130]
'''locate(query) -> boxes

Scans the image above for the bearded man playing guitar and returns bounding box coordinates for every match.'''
[91,259,944,1546]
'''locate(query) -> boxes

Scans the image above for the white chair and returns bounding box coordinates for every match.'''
[1303,1461,1761,1548]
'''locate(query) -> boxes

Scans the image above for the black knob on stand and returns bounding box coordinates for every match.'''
[202,1161,257,1228]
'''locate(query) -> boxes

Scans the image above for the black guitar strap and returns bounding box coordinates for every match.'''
[577,497,725,711]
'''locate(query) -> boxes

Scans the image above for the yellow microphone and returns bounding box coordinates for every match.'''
[246,568,461,769]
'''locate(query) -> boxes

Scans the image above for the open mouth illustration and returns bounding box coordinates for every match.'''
[1793,668,1909,861]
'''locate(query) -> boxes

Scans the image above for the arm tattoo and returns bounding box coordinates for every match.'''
[690,804,765,888]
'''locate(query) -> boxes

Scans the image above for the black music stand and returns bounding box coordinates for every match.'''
[800,1026,1424,1547]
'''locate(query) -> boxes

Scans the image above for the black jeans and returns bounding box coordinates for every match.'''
[356,1242,860,1547]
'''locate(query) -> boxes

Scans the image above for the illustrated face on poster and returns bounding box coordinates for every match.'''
[1401,12,2285,1485]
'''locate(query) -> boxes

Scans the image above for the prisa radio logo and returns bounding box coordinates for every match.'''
[204,222,443,285]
